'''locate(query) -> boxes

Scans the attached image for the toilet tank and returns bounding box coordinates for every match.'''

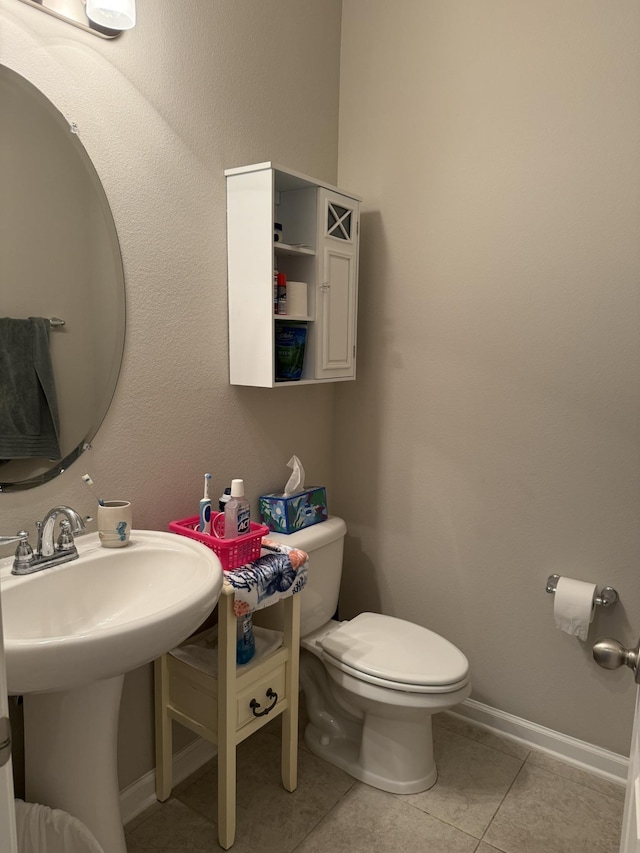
[254,516,346,636]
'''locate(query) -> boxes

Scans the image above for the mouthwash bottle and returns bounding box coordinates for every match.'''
[224,478,251,538]
[236,613,256,664]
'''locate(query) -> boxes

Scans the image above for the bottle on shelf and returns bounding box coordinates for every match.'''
[224,478,251,539]
[236,612,256,664]
[273,260,279,315]
[218,486,231,513]
[277,273,287,315]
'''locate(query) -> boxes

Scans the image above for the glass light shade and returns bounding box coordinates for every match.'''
[86,0,136,30]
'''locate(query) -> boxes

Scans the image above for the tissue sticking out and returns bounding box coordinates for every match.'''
[284,455,305,497]
[259,455,328,534]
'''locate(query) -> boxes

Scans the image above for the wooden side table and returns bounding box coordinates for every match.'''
[154,582,300,848]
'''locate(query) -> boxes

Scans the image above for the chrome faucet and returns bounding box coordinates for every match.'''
[3,506,89,576]
[39,506,87,557]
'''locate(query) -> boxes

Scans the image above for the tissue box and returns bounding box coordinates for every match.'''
[259,487,328,534]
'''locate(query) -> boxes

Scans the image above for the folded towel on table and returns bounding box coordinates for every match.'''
[0,317,61,460]
[224,539,309,616]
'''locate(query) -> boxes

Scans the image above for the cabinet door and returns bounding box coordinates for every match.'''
[227,167,275,387]
[315,189,359,380]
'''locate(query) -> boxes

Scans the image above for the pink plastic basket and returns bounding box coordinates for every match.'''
[169,513,269,571]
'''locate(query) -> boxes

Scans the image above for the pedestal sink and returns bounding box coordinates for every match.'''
[0,529,223,853]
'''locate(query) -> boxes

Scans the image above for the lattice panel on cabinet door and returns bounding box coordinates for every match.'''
[326,201,353,241]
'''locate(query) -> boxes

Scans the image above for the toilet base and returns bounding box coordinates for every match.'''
[304,712,438,795]
[299,644,471,795]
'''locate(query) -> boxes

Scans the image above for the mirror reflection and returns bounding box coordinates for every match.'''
[0,65,126,491]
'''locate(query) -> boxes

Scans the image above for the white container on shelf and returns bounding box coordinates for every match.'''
[286,281,308,317]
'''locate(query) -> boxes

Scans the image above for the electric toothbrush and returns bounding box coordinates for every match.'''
[199,473,212,534]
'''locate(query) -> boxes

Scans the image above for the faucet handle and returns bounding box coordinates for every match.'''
[56,520,76,552]
[0,530,29,547]
[0,531,29,547]
[10,531,34,567]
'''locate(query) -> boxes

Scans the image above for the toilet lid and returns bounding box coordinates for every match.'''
[320,612,469,690]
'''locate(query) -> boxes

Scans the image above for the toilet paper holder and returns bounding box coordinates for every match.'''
[545,574,619,607]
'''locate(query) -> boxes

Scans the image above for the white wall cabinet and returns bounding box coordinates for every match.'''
[225,162,361,387]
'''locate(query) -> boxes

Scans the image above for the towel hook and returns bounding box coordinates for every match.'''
[545,574,619,607]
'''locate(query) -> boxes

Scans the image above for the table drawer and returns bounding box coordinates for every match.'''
[237,666,286,730]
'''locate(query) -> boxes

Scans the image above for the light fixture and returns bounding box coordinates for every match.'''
[15,0,136,39]
[86,0,135,30]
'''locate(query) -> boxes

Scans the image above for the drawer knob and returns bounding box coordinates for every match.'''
[250,688,278,717]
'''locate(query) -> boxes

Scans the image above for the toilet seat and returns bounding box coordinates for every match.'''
[319,612,470,694]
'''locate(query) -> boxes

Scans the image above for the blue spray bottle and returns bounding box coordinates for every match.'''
[236,613,256,664]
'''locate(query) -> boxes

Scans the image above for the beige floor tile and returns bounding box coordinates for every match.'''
[434,712,530,761]
[295,783,479,853]
[525,748,626,802]
[124,801,162,834]
[483,762,624,853]
[176,727,354,853]
[399,726,524,838]
[125,710,626,853]
[172,757,215,799]
[125,798,219,852]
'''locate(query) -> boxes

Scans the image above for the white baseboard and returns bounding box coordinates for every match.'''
[452,698,628,786]
[120,738,217,827]
[120,698,629,824]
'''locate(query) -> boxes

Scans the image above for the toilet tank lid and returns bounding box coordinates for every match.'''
[264,516,346,550]
[320,612,470,688]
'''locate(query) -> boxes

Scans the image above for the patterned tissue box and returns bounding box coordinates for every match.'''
[259,487,328,534]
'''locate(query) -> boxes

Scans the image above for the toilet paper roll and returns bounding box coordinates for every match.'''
[553,576,597,641]
[286,281,308,317]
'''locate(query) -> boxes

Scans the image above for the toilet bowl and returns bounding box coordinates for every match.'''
[256,517,471,794]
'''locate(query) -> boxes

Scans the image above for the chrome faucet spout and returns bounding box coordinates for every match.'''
[40,506,87,557]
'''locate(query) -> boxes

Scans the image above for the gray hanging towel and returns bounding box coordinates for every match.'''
[0,317,61,460]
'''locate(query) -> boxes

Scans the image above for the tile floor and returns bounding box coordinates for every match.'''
[125,710,625,853]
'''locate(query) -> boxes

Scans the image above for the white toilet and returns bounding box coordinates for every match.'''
[260,516,471,795]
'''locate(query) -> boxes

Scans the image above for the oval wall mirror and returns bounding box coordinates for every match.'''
[0,65,126,492]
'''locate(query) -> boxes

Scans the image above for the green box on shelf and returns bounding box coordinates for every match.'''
[259,487,328,534]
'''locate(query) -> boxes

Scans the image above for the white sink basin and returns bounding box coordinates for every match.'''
[0,529,223,694]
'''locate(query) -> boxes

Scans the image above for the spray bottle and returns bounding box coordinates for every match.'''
[236,612,256,664]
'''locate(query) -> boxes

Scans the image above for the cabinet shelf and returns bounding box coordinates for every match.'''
[226,162,361,388]
[274,314,314,322]
[274,242,315,257]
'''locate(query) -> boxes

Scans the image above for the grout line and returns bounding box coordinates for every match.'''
[434,717,532,763]
[288,777,358,853]
[450,701,627,785]
[123,799,163,838]
[521,748,626,805]
[173,791,218,829]
[477,759,528,848]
